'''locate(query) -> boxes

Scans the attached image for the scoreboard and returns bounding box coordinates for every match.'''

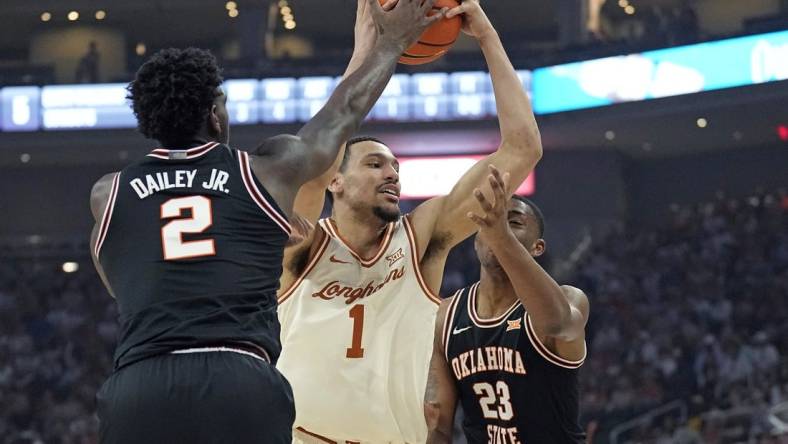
[2,28,787,132]
[0,70,532,132]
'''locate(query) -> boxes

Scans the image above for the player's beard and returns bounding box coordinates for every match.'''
[373,205,400,223]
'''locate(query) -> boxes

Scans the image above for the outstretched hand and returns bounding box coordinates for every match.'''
[353,0,397,53]
[445,0,494,39]
[467,165,512,242]
[367,0,449,51]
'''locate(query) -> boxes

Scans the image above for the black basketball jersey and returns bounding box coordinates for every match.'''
[95,141,292,370]
[443,282,586,444]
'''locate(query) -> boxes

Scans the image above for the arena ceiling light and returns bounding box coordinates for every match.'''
[67,11,79,21]
[226,1,239,18]
[40,12,51,22]
[95,10,106,20]
[62,262,79,273]
[279,0,296,30]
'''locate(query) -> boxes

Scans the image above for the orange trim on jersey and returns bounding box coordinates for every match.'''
[277,230,330,305]
[94,173,120,258]
[402,215,441,305]
[524,313,586,369]
[442,289,463,361]
[322,218,394,268]
[147,141,219,160]
[237,151,292,235]
[294,427,337,443]
[467,282,522,328]
[294,427,360,444]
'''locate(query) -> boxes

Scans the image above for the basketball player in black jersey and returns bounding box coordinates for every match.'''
[425,166,590,444]
[88,1,444,442]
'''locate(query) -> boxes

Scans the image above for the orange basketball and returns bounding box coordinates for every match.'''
[381,0,462,65]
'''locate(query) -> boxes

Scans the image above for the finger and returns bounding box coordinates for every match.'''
[444,4,466,18]
[489,165,506,192]
[420,0,437,15]
[474,189,494,213]
[502,172,511,195]
[489,174,505,202]
[382,0,398,10]
[467,212,488,227]
[424,7,448,24]
[488,167,505,193]
[488,164,505,186]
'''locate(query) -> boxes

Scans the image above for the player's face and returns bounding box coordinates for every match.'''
[475,198,545,268]
[335,141,401,222]
[209,89,230,144]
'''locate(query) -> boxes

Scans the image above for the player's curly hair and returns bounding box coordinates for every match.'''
[127,48,223,145]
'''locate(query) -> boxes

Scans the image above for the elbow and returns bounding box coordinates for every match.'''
[539,320,565,338]
[424,402,440,430]
[536,303,572,338]
[501,128,543,161]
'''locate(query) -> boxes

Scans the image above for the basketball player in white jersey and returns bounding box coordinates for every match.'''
[276,1,543,442]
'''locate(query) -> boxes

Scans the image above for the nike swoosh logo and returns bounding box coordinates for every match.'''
[329,255,351,264]
[453,326,472,335]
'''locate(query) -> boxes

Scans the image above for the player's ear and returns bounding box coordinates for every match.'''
[327,173,344,195]
[531,239,546,257]
[209,105,221,133]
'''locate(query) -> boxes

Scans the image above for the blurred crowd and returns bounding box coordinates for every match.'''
[1,190,787,443]
[574,190,788,443]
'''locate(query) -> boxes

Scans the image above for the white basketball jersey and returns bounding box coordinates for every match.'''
[277,216,440,443]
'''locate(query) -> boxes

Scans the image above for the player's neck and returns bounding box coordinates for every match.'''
[330,210,390,259]
[476,268,519,318]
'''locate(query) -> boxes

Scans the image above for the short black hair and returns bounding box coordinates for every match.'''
[339,136,387,172]
[513,195,545,238]
[127,48,223,145]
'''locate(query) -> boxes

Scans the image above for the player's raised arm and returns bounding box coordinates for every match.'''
[425,298,459,444]
[248,0,446,218]
[468,166,589,345]
[409,0,542,267]
[289,0,397,228]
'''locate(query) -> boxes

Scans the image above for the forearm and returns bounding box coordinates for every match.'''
[292,143,345,222]
[342,40,375,80]
[426,429,453,444]
[478,31,542,155]
[296,40,401,175]
[486,231,570,335]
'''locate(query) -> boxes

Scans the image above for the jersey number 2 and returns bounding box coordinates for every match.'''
[473,381,514,420]
[161,196,216,260]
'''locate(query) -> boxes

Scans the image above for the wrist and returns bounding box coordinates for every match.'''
[476,27,499,45]
[375,36,407,55]
[484,226,516,249]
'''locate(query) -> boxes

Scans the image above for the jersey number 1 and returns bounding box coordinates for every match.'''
[161,196,216,260]
[346,304,365,358]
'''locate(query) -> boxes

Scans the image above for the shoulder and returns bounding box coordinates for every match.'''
[90,172,118,221]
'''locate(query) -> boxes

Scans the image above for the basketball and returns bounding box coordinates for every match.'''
[381,0,462,65]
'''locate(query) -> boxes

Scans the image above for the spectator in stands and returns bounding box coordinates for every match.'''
[1,188,786,442]
[75,41,100,83]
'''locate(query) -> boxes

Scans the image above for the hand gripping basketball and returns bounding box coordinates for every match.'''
[378,0,461,65]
